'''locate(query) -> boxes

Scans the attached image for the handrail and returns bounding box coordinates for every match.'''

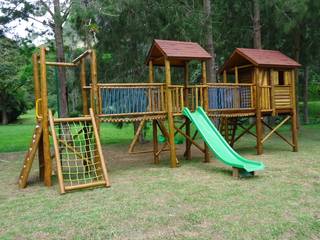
[207,83,254,87]
[97,83,165,87]
[35,98,42,119]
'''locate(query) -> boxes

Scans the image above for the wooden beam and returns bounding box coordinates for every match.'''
[40,47,52,186]
[128,118,146,153]
[291,69,298,151]
[90,108,110,187]
[80,59,89,115]
[184,62,191,160]
[202,61,210,162]
[32,53,44,180]
[262,118,294,148]
[235,66,239,84]
[261,116,290,143]
[45,62,77,67]
[223,70,227,83]
[174,127,205,153]
[255,68,263,154]
[72,50,92,63]
[165,58,177,168]
[48,110,65,193]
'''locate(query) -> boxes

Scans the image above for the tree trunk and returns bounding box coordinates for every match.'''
[303,66,309,124]
[1,109,8,125]
[252,0,262,49]
[203,0,216,83]
[293,28,301,129]
[53,0,68,117]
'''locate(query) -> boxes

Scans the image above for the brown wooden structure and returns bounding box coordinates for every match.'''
[218,48,301,154]
[19,41,301,191]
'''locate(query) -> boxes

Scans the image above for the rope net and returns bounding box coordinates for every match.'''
[53,120,104,188]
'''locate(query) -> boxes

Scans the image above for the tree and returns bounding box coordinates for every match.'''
[0,0,72,117]
[0,36,29,124]
[252,0,262,48]
[203,0,216,82]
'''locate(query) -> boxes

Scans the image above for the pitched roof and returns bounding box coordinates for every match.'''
[146,39,211,66]
[220,48,301,73]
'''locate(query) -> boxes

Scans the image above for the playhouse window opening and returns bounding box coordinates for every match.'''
[278,71,285,85]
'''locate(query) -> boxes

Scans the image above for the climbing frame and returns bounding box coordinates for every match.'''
[49,109,110,194]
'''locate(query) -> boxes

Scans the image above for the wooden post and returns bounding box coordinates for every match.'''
[291,69,298,152]
[149,61,159,163]
[255,68,263,155]
[165,58,177,168]
[90,50,98,114]
[202,61,210,163]
[80,59,89,115]
[39,47,51,186]
[223,70,227,83]
[235,66,239,84]
[184,62,191,160]
[32,53,44,180]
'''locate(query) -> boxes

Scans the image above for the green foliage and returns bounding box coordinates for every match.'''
[0,36,32,124]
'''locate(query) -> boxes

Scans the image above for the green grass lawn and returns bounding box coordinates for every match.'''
[0,110,320,239]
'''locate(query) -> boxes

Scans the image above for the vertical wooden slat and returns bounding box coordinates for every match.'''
[40,47,52,186]
[165,59,177,168]
[235,66,239,84]
[223,70,227,83]
[149,61,159,162]
[48,110,65,194]
[255,67,263,154]
[291,69,298,152]
[184,63,191,160]
[90,50,98,113]
[270,69,276,115]
[195,87,199,108]
[80,59,89,115]
[161,85,165,111]
[32,53,44,180]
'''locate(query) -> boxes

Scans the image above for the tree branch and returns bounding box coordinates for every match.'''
[39,0,54,17]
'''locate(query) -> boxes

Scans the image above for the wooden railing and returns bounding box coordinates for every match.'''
[207,83,254,112]
[168,85,184,113]
[185,85,206,111]
[83,82,291,118]
[96,83,166,116]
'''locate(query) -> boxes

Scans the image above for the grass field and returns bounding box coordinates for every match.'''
[0,109,319,239]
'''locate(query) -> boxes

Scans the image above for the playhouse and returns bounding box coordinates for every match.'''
[18,39,300,193]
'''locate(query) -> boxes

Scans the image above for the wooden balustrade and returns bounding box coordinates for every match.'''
[168,85,184,113]
[207,83,254,111]
[185,85,206,111]
[82,82,291,118]
[96,83,166,117]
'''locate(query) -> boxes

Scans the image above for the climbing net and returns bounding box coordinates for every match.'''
[50,113,109,193]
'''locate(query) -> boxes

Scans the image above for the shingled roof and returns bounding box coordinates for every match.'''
[220,48,301,73]
[146,39,211,66]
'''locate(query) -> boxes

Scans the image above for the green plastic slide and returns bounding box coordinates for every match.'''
[183,107,264,173]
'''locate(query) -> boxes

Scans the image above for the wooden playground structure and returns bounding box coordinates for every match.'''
[18,39,300,193]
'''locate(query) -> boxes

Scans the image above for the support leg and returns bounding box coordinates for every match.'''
[185,118,191,160]
[256,116,263,155]
[153,120,159,164]
[292,112,298,152]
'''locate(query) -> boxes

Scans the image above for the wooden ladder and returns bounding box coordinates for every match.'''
[18,122,43,188]
[219,117,238,147]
